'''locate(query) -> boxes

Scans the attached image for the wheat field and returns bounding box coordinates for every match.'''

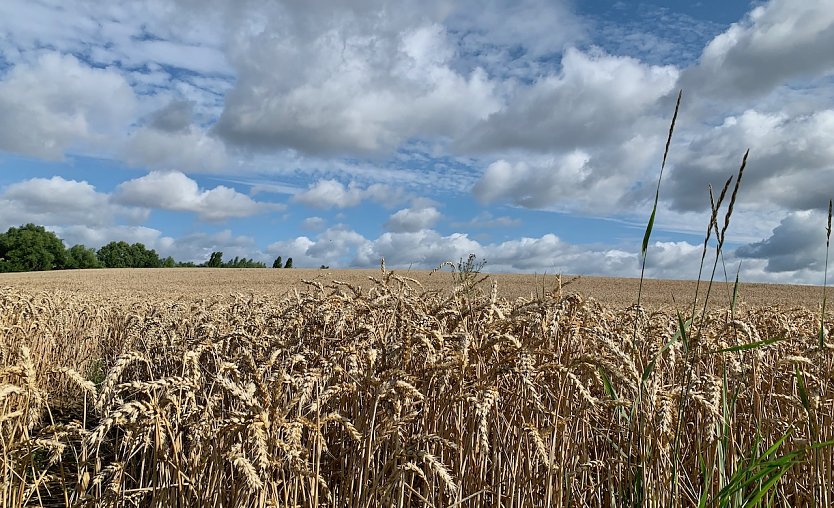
[0,267,826,310]
[2,267,833,507]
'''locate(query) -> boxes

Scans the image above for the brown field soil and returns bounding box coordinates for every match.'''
[0,267,826,310]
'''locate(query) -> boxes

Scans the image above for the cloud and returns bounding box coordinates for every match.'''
[642,241,707,280]
[129,38,232,77]
[268,226,371,268]
[155,229,262,264]
[0,0,832,287]
[147,100,195,133]
[664,109,834,213]
[123,126,231,173]
[0,176,146,229]
[266,237,315,266]
[447,0,585,74]
[452,211,521,229]
[483,234,586,271]
[384,204,441,233]
[681,0,834,98]
[0,0,232,75]
[301,216,326,231]
[263,224,768,282]
[736,210,830,273]
[466,47,682,214]
[271,226,639,276]
[0,52,136,159]
[214,7,502,155]
[292,180,404,209]
[250,182,303,196]
[51,224,170,251]
[588,5,722,68]
[460,48,679,153]
[472,138,662,214]
[358,230,481,268]
[474,152,590,208]
[482,235,639,276]
[114,171,277,221]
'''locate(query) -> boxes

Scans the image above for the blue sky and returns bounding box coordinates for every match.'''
[1,0,833,282]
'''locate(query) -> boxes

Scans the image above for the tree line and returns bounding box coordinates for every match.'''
[0,224,293,273]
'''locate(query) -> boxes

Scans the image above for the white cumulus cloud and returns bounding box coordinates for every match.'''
[384,205,441,232]
[665,109,834,213]
[292,180,404,209]
[0,176,146,229]
[124,127,230,173]
[214,6,502,155]
[0,53,136,159]
[114,171,277,221]
[736,210,831,273]
[682,0,834,98]
[461,48,679,153]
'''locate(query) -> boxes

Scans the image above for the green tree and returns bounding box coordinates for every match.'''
[0,224,67,272]
[162,256,176,268]
[97,241,135,268]
[65,244,101,269]
[130,243,161,268]
[273,256,283,268]
[226,257,267,268]
[284,257,293,268]
[96,241,161,268]
[206,251,223,268]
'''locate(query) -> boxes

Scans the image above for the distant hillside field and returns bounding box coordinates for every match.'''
[0,267,825,310]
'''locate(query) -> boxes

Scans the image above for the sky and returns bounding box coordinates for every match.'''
[1,0,833,283]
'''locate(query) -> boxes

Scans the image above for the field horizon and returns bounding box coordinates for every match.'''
[0,266,827,311]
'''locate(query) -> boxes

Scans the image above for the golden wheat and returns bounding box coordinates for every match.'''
[0,269,833,507]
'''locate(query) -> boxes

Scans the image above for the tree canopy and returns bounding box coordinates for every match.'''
[206,251,224,268]
[65,244,102,269]
[96,241,162,268]
[0,224,67,272]
[0,223,279,273]
[204,251,266,268]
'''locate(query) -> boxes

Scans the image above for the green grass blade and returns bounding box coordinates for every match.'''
[808,439,834,450]
[640,90,682,260]
[602,435,630,460]
[734,460,793,500]
[677,310,690,353]
[759,431,792,461]
[714,432,792,501]
[743,461,795,506]
[697,453,711,508]
[795,366,811,413]
[599,367,618,400]
[705,336,786,354]
[642,208,656,259]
